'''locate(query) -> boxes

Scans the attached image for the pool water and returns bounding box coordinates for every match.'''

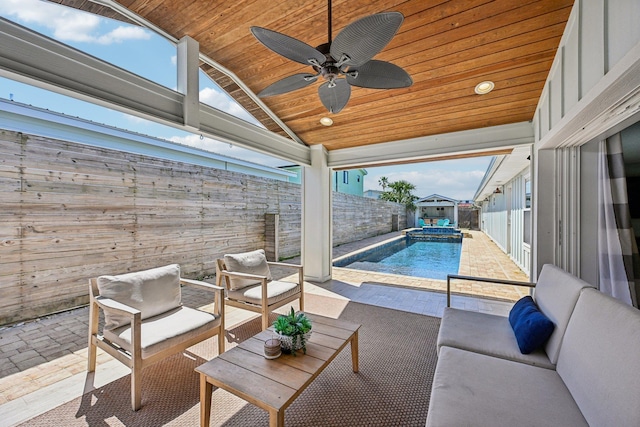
[341,239,461,280]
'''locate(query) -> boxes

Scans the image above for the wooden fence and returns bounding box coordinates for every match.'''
[0,130,405,325]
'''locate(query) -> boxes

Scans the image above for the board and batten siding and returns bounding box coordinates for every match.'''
[480,170,530,274]
[0,130,404,325]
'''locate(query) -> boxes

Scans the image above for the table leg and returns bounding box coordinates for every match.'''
[200,374,213,427]
[351,330,359,373]
[269,408,285,427]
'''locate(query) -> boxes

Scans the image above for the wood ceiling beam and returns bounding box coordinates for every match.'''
[327,121,534,169]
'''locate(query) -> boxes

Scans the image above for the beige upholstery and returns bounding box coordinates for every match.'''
[216,253,304,330]
[438,264,592,368]
[428,266,640,427]
[87,265,225,411]
[533,264,591,364]
[438,308,555,369]
[223,249,272,290]
[556,288,640,427]
[97,264,182,329]
[426,347,588,427]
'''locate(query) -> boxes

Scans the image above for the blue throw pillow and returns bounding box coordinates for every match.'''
[508,296,555,354]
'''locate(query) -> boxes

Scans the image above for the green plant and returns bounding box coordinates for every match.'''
[273,307,312,354]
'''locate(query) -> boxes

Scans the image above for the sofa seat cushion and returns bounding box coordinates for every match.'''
[97,264,182,330]
[426,346,588,427]
[227,280,300,306]
[437,307,555,369]
[104,306,220,359]
[224,249,272,290]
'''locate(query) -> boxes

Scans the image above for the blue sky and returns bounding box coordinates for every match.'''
[0,0,491,200]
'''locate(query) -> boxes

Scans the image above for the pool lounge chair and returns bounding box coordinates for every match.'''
[419,218,426,227]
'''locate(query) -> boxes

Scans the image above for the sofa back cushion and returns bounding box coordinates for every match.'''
[224,249,272,290]
[533,264,592,364]
[556,288,640,426]
[97,264,182,330]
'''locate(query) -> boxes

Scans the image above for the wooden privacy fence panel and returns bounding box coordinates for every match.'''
[0,130,404,325]
[333,193,406,246]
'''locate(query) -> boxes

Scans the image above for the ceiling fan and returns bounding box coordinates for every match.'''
[250,0,412,114]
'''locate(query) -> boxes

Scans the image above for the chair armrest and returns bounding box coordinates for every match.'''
[219,270,268,281]
[267,261,303,270]
[180,278,224,291]
[446,274,536,307]
[94,295,141,318]
[180,278,225,317]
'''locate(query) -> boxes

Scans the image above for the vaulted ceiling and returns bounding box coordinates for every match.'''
[52,0,574,155]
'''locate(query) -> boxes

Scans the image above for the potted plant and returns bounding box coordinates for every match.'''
[273,307,312,355]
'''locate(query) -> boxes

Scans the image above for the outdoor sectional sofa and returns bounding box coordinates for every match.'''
[426,264,640,427]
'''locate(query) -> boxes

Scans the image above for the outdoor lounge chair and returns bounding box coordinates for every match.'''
[216,249,304,331]
[87,264,225,411]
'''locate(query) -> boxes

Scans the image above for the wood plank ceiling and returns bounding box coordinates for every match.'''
[53,0,574,153]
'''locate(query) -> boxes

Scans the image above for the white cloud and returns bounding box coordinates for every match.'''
[0,0,150,44]
[199,86,259,125]
[170,55,177,65]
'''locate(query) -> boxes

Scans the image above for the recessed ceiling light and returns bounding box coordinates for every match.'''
[320,117,333,126]
[474,81,494,95]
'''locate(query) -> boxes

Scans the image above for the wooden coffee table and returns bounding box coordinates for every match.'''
[196,313,360,427]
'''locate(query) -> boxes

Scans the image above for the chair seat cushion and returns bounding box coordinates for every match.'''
[227,280,300,306]
[426,346,588,427]
[103,306,220,358]
[437,307,555,369]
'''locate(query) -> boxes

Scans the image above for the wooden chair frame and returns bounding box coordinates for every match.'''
[87,277,225,411]
[216,259,304,330]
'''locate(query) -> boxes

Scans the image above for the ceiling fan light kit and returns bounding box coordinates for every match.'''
[251,1,412,114]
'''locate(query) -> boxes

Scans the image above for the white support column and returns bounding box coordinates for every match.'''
[533,149,557,279]
[177,36,200,131]
[302,145,332,282]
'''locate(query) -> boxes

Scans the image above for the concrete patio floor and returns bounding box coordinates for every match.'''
[0,229,530,425]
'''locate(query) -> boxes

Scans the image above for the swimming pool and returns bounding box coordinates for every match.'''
[333,236,462,280]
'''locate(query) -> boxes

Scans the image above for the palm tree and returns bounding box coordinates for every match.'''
[379,178,418,211]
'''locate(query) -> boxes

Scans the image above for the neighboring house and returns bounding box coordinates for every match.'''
[333,169,367,196]
[363,189,383,199]
[0,99,296,182]
[281,166,368,197]
[415,194,459,227]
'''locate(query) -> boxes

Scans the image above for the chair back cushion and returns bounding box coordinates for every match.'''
[223,249,272,290]
[97,264,182,330]
[556,288,640,427]
[533,264,592,364]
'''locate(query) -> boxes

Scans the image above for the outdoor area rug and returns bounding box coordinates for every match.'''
[19,294,440,426]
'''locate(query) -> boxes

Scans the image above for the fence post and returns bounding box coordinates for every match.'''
[265,213,279,261]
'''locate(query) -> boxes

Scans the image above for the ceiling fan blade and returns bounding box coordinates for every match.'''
[346,60,413,89]
[258,73,318,97]
[250,27,326,66]
[330,12,404,68]
[318,79,351,113]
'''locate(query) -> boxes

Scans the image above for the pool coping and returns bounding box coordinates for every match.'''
[333,235,406,267]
